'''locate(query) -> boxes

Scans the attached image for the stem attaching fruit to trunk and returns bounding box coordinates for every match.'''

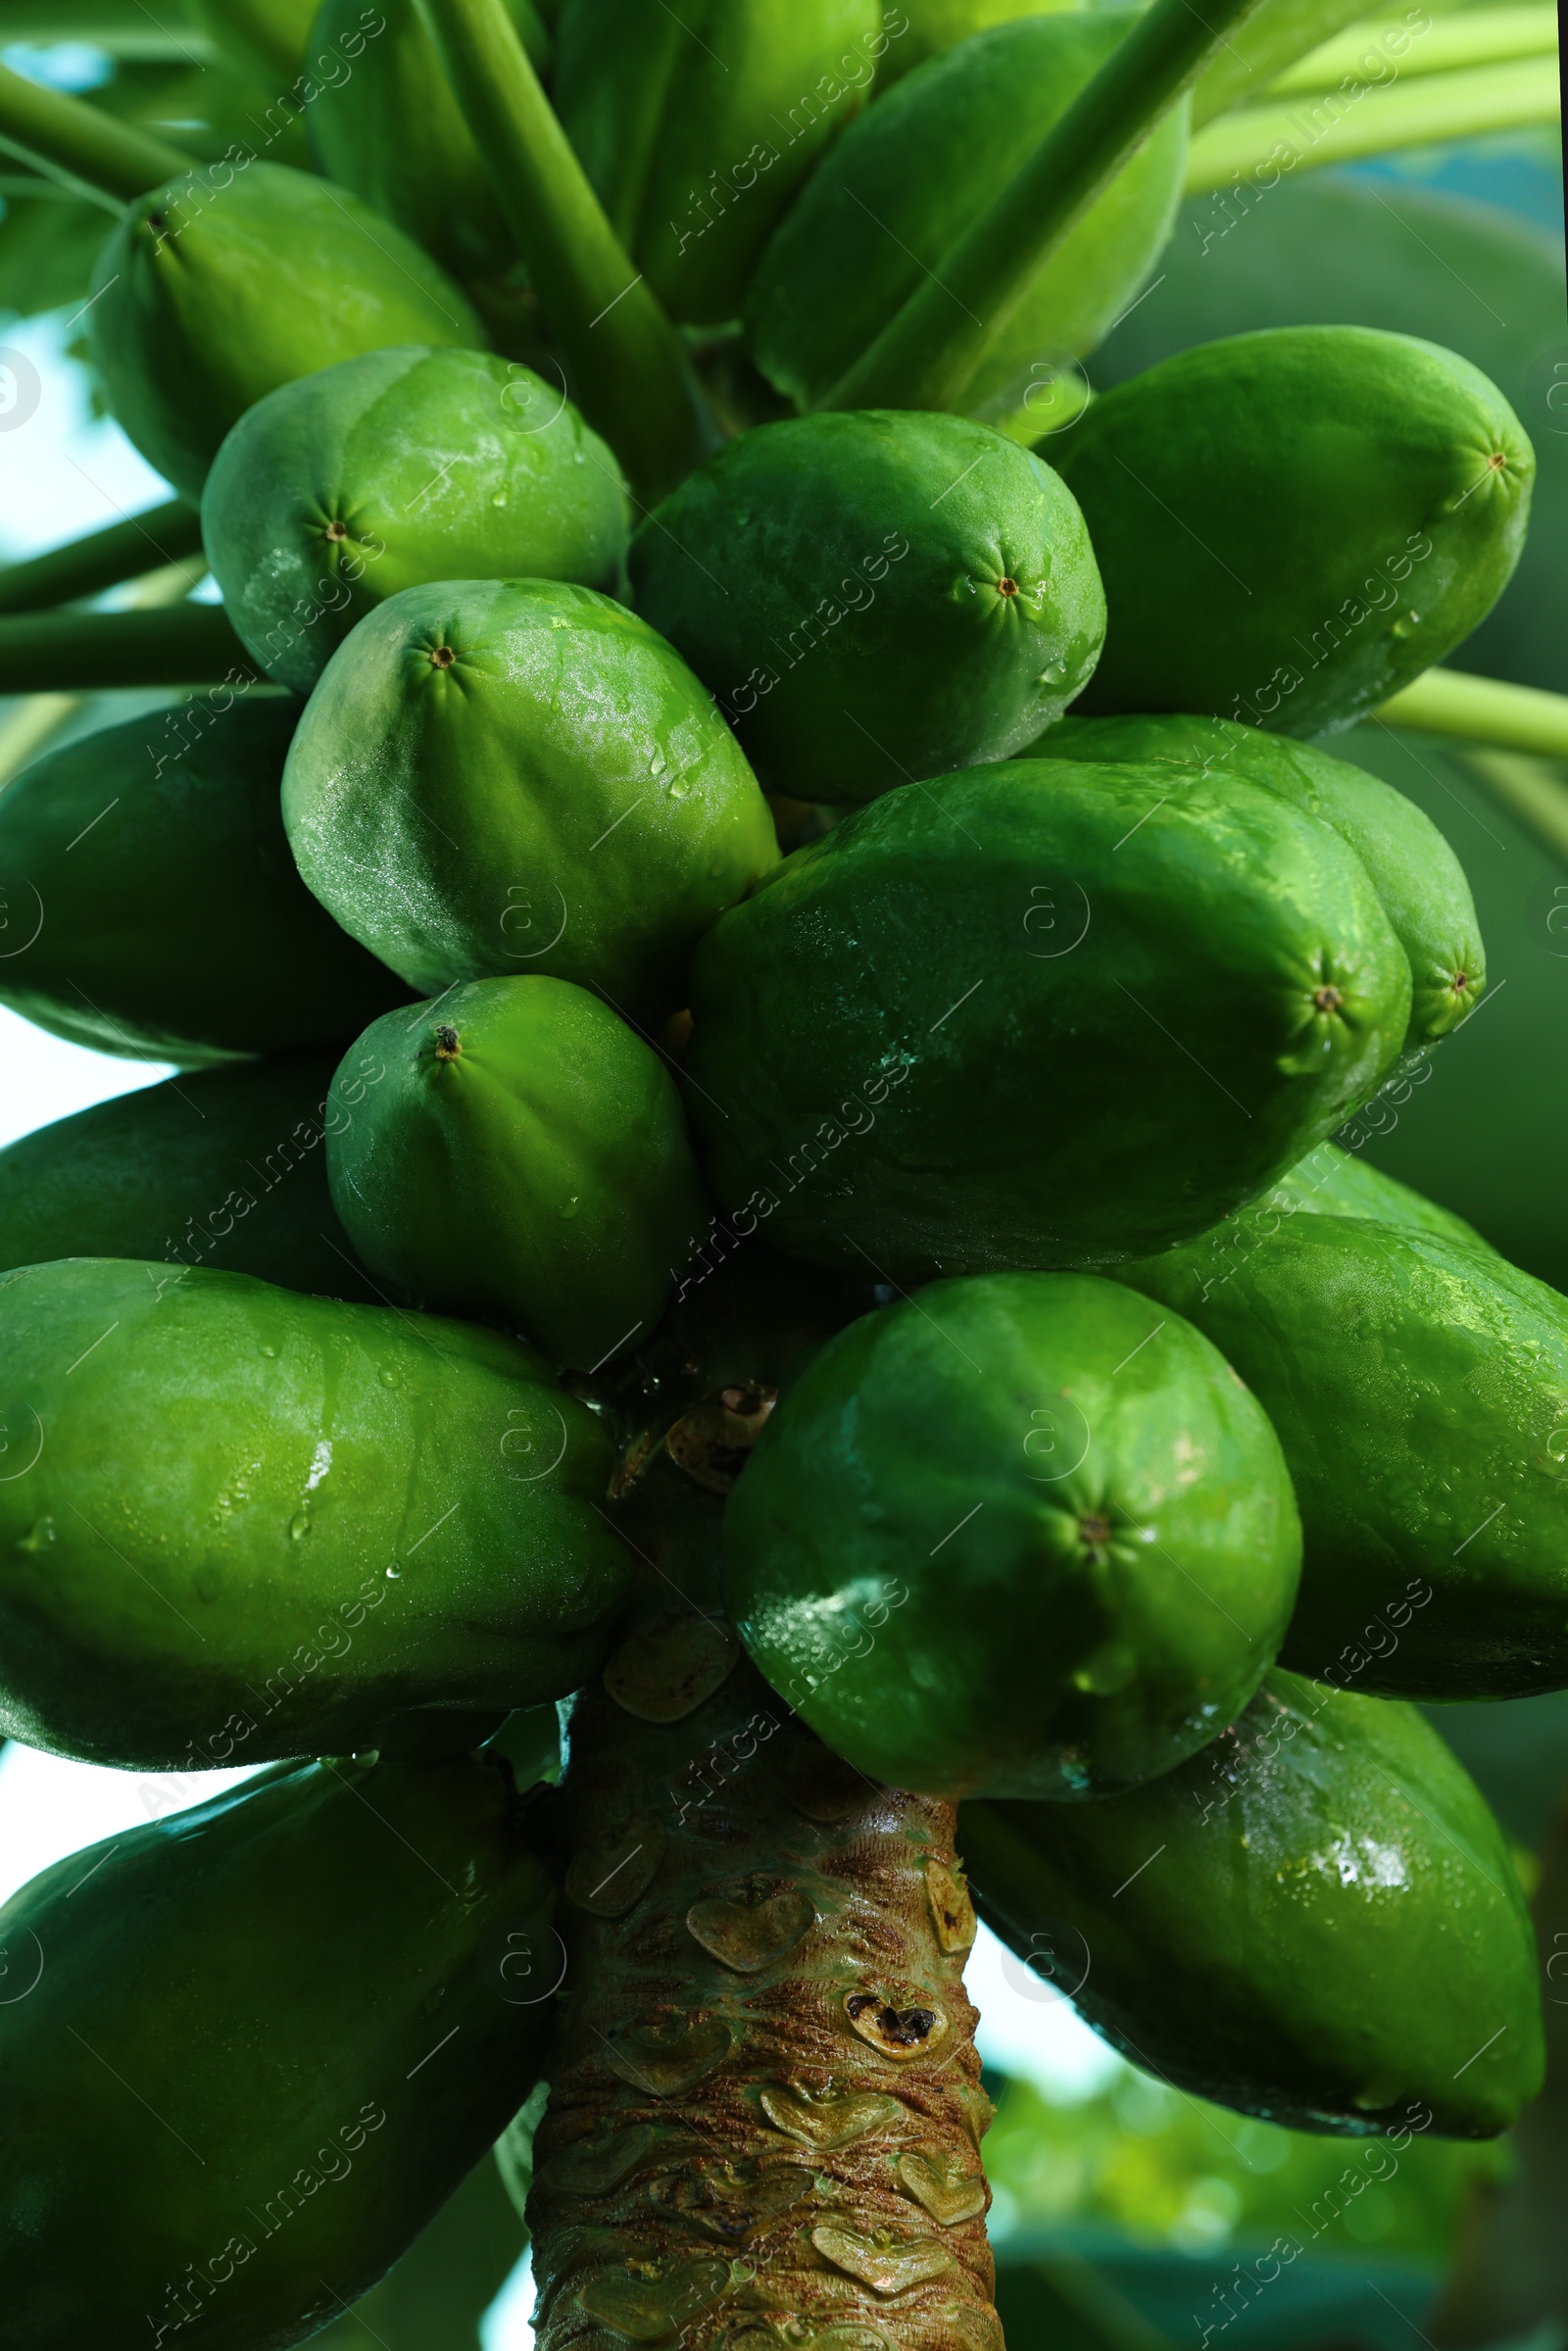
[0,58,186,204]
[0,603,258,694]
[0,501,204,618]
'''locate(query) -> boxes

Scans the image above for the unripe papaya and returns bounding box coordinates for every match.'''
[1038,712,1485,1047]
[1269,1142,1493,1251]
[724,1272,1300,1799]
[0,1257,628,1769]
[190,0,318,83]
[877,0,1084,83]
[684,759,1411,1275]
[551,0,881,327]
[959,1670,1544,2136]
[326,978,709,1371]
[744,15,1187,419]
[203,347,630,696]
[1053,327,1534,736]
[281,578,778,1014]
[629,412,1105,803]
[0,699,410,1065]
[1115,1217,1568,1698]
[87,163,484,502]
[0,1750,558,2347]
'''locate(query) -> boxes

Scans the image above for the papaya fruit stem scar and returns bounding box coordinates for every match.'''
[998,576,1018,597]
[433,1026,461,1060]
[1314,985,1344,1011]
[429,644,456,668]
[324,520,348,543]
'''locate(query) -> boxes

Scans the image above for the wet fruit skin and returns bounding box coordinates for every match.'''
[0,1257,629,1770]
[1053,326,1534,737]
[326,976,710,1372]
[1270,1139,1492,1251]
[684,759,1411,1277]
[204,347,631,696]
[281,577,778,1016]
[0,1752,558,2348]
[629,410,1105,804]
[1115,1216,1568,1698]
[0,698,411,1065]
[723,1271,1301,1800]
[959,1671,1544,2137]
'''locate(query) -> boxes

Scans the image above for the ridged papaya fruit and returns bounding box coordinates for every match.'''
[684,759,1411,1275]
[0,1257,628,1769]
[876,0,1085,84]
[1054,327,1534,735]
[1266,1140,1491,1253]
[959,1670,1544,2135]
[0,699,409,1065]
[629,411,1105,803]
[723,1272,1301,1798]
[0,1751,558,2347]
[203,346,630,695]
[281,578,777,1014]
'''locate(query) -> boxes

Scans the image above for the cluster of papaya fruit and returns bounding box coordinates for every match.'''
[0,0,1558,2344]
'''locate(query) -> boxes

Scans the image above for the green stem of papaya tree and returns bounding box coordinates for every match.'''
[0,58,187,205]
[1461,751,1568,869]
[1375,666,1568,762]
[1269,2,1560,94]
[0,501,204,618]
[0,0,202,56]
[817,0,1269,417]
[415,0,715,505]
[0,603,258,695]
[1192,0,1376,126]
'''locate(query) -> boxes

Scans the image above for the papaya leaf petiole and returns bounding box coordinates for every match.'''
[0,604,260,696]
[0,58,186,205]
[0,501,205,619]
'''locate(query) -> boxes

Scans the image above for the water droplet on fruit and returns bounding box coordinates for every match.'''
[289,1509,311,1541]
[491,490,508,507]
[385,1564,401,1580]
[1037,663,1064,686]
[558,1195,581,1219]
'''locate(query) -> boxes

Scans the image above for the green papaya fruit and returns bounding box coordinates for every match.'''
[0,1256,628,1769]
[724,1271,1300,1799]
[87,162,484,502]
[1054,327,1535,737]
[959,1670,1544,2136]
[0,1053,380,1298]
[1267,1140,1491,1252]
[629,412,1105,803]
[1037,711,1485,1047]
[1115,1216,1568,1698]
[281,578,778,1015]
[0,1749,559,2346]
[325,977,709,1372]
[0,699,410,1065]
[203,346,630,696]
[190,0,318,83]
[875,0,1085,85]
[684,759,1411,1276]
[551,0,882,327]
[744,15,1187,419]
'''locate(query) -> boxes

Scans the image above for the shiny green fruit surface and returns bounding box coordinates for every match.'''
[724,1271,1300,1799]
[684,760,1411,1275]
[552,0,881,326]
[0,1053,379,1299]
[1054,327,1533,736]
[204,346,630,696]
[1117,1217,1568,1698]
[281,578,777,1014]
[87,163,483,502]
[745,14,1186,418]
[876,0,1084,82]
[0,1257,628,1769]
[1039,712,1486,1046]
[0,1752,557,2348]
[630,412,1104,803]
[1257,1141,1492,1253]
[326,977,709,1371]
[960,1670,1543,2136]
[0,699,409,1065]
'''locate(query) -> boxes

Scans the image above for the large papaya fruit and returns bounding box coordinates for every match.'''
[629,411,1105,803]
[723,1271,1300,1799]
[1053,327,1534,735]
[959,1671,1544,2136]
[0,1257,628,1768]
[0,698,410,1064]
[0,1750,559,2347]
[1261,1140,1491,1253]
[203,346,630,695]
[684,759,1411,1275]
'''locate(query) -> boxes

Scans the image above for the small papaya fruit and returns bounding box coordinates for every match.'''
[876,0,1085,84]
[629,411,1105,802]
[959,1670,1544,2135]
[1053,327,1534,735]
[0,698,410,1065]
[0,1749,558,2346]
[550,0,881,326]
[281,578,777,1014]
[0,1256,628,1769]
[87,162,484,501]
[203,346,630,695]
[684,759,1411,1275]
[723,1271,1300,1799]
[744,15,1186,419]
[1038,711,1485,1046]
[1115,1216,1568,1697]
[326,977,709,1372]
